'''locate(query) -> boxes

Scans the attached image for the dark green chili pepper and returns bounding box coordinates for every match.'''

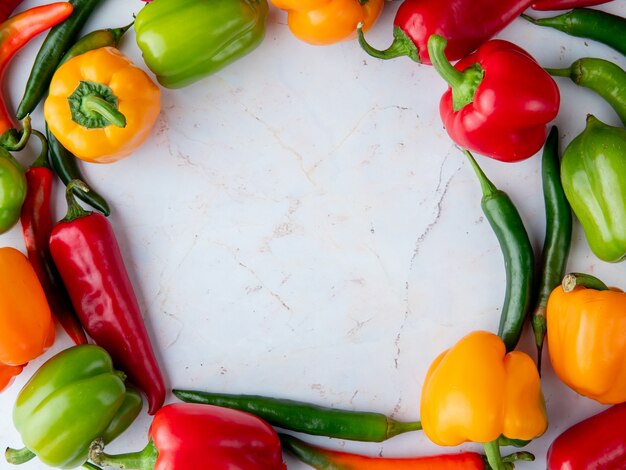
[59,22,132,67]
[545,58,626,127]
[522,8,626,57]
[16,0,104,120]
[464,150,535,352]
[47,126,110,215]
[531,127,572,375]
[172,389,422,442]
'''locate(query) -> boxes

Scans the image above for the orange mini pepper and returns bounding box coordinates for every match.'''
[44,47,160,164]
[420,331,547,467]
[271,0,384,45]
[0,247,54,373]
[547,279,626,404]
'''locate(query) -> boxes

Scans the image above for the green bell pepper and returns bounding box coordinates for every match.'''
[6,345,143,469]
[561,114,626,263]
[134,0,268,89]
[0,146,26,234]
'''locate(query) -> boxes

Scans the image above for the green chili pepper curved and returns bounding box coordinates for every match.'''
[464,150,535,352]
[173,389,422,442]
[0,146,26,234]
[545,58,626,127]
[522,8,626,57]
[531,127,572,374]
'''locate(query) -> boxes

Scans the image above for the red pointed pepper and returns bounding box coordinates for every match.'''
[20,131,87,345]
[90,403,287,470]
[49,181,166,414]
[358,0,534,64]
[532,0,612,10]
[428,35,560,162]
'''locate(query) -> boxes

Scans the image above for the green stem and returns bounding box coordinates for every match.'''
[89,439,158,470]
[5,447,36,465]
[63,179,92,223]
[484,441,506,470]
[82,95,126,128]
[82,463,103,470]
[520,13,539,24]
[30,129,50,168]
[544,66,572,78]
[387,419,422,438]
[562,273,609,292]
[463,149,498,197]
[357,24,420,62]
[502,451,535,464]
[110,21,134,44]
[0,116,32,152]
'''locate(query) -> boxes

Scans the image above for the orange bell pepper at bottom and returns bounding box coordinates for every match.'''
[547,284,626,404]
[420,331,547,447]
[0,247,54,367]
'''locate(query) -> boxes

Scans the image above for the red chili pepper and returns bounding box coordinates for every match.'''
[427,35,560,162]
[90,403,287,470]
[49,181,166,415]
[0,0,25,23]
[547,403,626,469]
[0,2,73,137]
[358,0,534,65]
[531,0,613,10]
[19,131,87,346]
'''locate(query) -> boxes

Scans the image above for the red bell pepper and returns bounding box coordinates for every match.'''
[90,403,287,470]
[0,0,24,23]
[532,0,613,10]
[49,181,166,415]
[20,131,87,345]
[547,403,626,469]
[427,35,560,162]
[358,0,534,65]
[0,2,73,138]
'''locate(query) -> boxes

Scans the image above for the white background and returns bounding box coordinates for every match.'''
[1,0,625,468]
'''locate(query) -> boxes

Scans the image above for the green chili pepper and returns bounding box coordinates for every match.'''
[6,345,142,469]
[531,127,572,375]
[134,0,269,89]
[16,0,105,120]
[522,8,626,57]
[464,150,535,352]
[0,146,26,234]
[59,22,132,68]
[560,115,626,263]
[173,389,422,442]
[545,58,626,127]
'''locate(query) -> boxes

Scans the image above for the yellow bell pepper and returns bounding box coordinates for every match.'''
[547,282,626,404]
[420,331,547,450]
[44,47,160,164]
[271,0,384,45]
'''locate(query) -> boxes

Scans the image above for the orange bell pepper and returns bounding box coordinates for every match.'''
[0,247,54,372]
[44,47,161,164]
[271,0,384,45]
[420,331,547,468]
[547,280,626,404]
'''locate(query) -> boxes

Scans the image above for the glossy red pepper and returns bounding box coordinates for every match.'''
[428,35,560,162]
[0,2,73,138]
[547,403,626,469]
[90,403,287,470]
[532,0,612,10]
[358,0,533,65]
[0,0,24,23]
[49,181,165,415]
[20,131,87,346]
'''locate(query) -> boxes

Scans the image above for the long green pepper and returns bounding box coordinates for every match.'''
[464,150,535,352]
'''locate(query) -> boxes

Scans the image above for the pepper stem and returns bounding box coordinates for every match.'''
[562,273,609,292]
[81,95,127,128]
[0,115,32,152]
[110,21,134,44]
[357,24,420,62]
[427,34,484,111]
[386,418,422,438]
[463,149,498,198]
[5,447,36,464]
[82,463,103,470]
[543,66,572,78]
[484,441,506,470]
[68,81,127,129]
[89,438,158,470]
[29,129,50,169]
[63,179,92,223]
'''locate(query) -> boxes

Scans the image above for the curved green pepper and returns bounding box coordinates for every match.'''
[135,0,268,89]
[561,115,626,263]
[0,147,26,234]
[6,345,142,469]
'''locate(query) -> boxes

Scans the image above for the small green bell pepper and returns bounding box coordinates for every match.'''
[0,146,26,234]
[6,345,143,469]
[561,114,626,263]
[134,0,268,89]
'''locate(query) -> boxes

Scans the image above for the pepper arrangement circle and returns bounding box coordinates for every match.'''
[0,0,625,469]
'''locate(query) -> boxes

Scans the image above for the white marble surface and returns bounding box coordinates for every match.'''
[1,0,625,468]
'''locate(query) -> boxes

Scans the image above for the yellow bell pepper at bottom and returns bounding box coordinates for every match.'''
[420,330,547,447]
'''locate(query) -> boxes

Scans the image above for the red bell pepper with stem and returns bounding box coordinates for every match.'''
[427,35,560,162]
[532,0,612,10]
[358,0,534,65]
[89,403,286,470]
[0,2,73,139]
[20,130,87,345]
[49,180,166,414]
[547,403,626,469]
